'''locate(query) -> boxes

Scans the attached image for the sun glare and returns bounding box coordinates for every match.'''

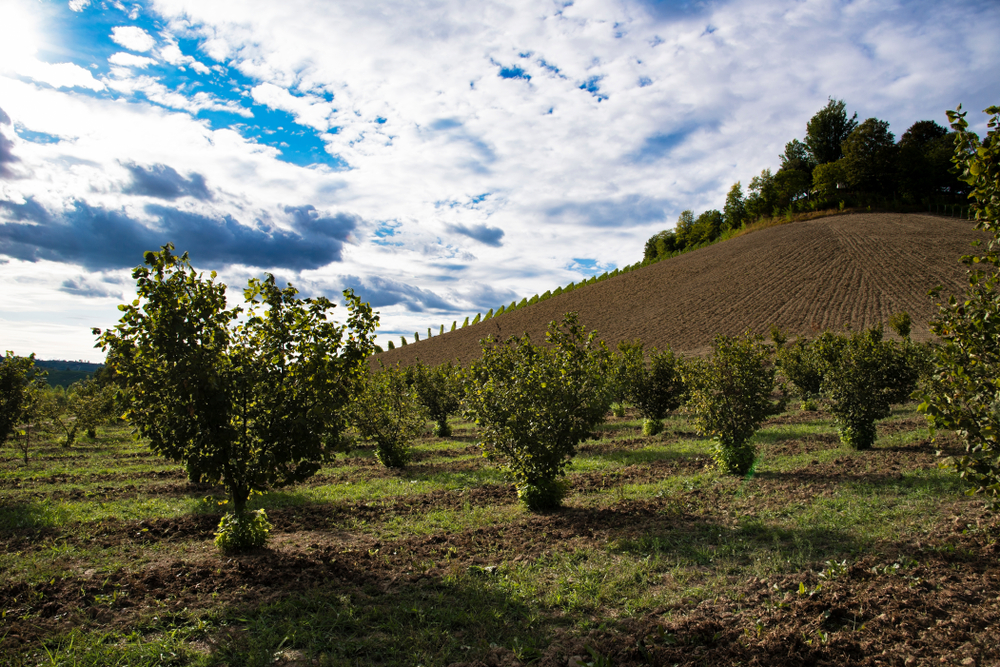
[0,4,41,66]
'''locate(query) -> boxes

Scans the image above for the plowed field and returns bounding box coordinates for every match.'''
[379,213,986,366]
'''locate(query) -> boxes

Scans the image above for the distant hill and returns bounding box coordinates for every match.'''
[33,359,103,387]
[377,212,986,367]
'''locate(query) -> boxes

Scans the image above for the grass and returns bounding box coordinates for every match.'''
[0,402,987,666]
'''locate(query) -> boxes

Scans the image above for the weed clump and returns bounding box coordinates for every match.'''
[214,509,272,553]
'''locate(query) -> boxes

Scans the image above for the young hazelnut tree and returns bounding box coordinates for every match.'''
[404,360,464,437]
[464,313,611,511]
[616,341,686,436]
[822,327,907,450]
[0,352,46,464]
[685,332,775,475]
[96,245,378,551]
[919,105,1000,505]
[350,363,428,468]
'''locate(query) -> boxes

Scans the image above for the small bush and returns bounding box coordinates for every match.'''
[642,418,663,436]
[617,341,686,436]
[686,332,776,475]
[214,509,272,553]
[350,365,427,468]
[888,311,912,338]
[822,327,902,450]
[405,360,464,437]
[777,337,824,398]
[465,313,610,511]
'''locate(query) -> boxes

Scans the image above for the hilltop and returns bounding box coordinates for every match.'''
[378,212,986,366]
[32,359,103,387]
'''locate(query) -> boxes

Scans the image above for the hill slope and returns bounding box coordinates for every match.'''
[378,212,986,366]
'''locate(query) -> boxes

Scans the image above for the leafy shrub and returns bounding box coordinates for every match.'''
[888,311,912,338]
[68,378,118,440]
[777,337,824,398]
[0,352,39,447]
[685,332,776,475]
[919,105,1000,506]
[822,326,910,450]
[464,313,611,511]
[95,245,377,527]
[405,360,464,437]
[350,364,427,468]
[214,509,272,553]
[1,353,46,463]
[616,341,686,436]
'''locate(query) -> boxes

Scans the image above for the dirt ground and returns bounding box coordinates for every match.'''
[378,213,987,367]
[2,414,999,666]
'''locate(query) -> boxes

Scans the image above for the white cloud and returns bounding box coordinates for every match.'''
[249,82,335,131]
[2,0,1000,358]
[108,52,157,68]
[14,60,106,91]
[68,0,90,11]
[102,69,252,116]
[110,25,156,52]
[158,39,211,74]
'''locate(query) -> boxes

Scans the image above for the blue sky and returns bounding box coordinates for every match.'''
[1,0,998,361]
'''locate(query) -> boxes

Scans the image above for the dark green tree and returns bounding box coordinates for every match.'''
[812,159,849,201]
[842,118,897,196]
[351,364,427,468]
[405,360,464,437]
[896,120,957,201]
[779,139,815,175]
[617,342,686,436]
[691,209,725,244]
[773,169,812,209]
[776,337,824,399]
[673,209,696,249]
[96,245,378,548]
[723,181,748,230]
[0,352,42,454]
[823,327,912,449]
[745,169,778,219]
[804,98,858,165]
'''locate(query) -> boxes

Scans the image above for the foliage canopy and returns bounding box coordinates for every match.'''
[919,105,1000,505]
[96,245,378,519]
[464,313,610,510]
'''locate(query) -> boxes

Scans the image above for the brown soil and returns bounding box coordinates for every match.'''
[377,213,986,367]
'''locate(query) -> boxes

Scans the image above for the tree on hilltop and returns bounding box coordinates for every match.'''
[804,98,858,165]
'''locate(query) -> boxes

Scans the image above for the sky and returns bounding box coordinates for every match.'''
[1,0,998,362]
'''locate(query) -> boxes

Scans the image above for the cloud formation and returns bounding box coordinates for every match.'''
[445,223,505,247]
[0,198,358,271]
[110,26,155,52]
[545,195,673,228]
[122,163,212,201]
[1,0,999,361]
[338,274,454,312]
[60,276,123,299]
[0,106,17,178]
